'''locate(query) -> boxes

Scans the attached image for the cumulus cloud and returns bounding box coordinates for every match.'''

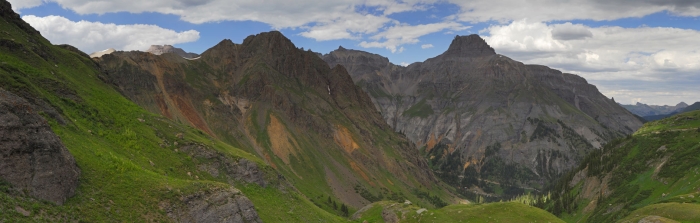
[421,44,434,49]
[360,22,467,53]
[551,23,593,40]
[448,0,700,22]
[482,19,700,105]
[22,15,199,54]
[7,0,43,12]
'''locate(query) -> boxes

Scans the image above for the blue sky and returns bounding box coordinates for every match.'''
[10,0,700,105]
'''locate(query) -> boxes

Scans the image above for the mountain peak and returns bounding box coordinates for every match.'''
[677,102,689,107]
[89,48,116,58]
[146,45,199,58]
[241,31,296,50]
[442,34,496,58]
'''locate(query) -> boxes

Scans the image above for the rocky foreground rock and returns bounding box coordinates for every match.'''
[324,34,643,194]
[0,88,80,205]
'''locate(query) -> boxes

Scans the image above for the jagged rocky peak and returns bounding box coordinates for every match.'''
[442,34,496,58]
[146,44,199,58]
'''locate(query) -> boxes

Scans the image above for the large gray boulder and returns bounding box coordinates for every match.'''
[164,187,262,223]
[0,88,80,205]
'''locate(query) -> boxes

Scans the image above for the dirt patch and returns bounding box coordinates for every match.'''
[652,154,672,180]
[267,115,299,164]
[425,133,447,153]
[325,167,367,208]
[334,125,360,154]
[350,161,374,186]
[155,94,172,119]
[582,197,598,214]
[172,95,214,136]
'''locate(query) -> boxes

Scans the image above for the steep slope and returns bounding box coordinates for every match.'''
[622,102,688,117]
[97,31,454,211]
[324,34,643,198]
[0,1,340,222]
[547,110,700,222]
[146,45,199,59]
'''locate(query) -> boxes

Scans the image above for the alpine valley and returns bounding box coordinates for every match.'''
[2,0,700,222]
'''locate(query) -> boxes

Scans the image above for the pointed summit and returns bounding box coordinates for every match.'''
[241,31,297,51]
[442,34,496,58]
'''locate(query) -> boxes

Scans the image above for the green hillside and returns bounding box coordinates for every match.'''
[352,201,564,223]
[545,110,700,222]
[0,2,341,222]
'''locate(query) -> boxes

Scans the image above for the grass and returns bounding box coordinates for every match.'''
[0,16,341,222]
[402,98,434,118]
[544,110,700,222]
[353,201,564,223]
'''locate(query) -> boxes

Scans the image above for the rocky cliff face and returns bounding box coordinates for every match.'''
[146,45,199,59]
[97,31,448,209]
[324,35,643,198]
[0,88,80,205]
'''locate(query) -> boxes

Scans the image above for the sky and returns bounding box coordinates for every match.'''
[9,0,700,106]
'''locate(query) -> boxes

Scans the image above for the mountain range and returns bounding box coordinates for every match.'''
[6,0,700,221]
[323,35,642,198]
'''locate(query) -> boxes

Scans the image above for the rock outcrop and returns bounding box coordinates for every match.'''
[324,35,643,196]
[0,88,80,205]
[146,45,199,59]
[164,187,262,223]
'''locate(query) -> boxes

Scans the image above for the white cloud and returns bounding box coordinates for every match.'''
[400,62,410,66]
[7,0,43,12]
[9,0,457,49]
[421,44,434,49]
[360,22,468,53]
[482,19,700,105]
[447,0,700,23]
[22,15,199,54]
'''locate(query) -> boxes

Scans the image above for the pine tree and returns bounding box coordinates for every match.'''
[333,200,337,210]
[341,204,348,216]
[327,196,331,204]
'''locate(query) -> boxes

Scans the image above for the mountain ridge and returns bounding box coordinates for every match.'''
[96,30,455,211]
[323,34,643,198]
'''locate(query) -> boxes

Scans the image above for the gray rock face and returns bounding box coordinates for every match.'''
[179,143,267,187]
[146,45,199,59]
[164,187,262,223]
[324,35,643,193]
[0,88,80,205]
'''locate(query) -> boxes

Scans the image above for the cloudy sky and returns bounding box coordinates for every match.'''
[10,0,700,106]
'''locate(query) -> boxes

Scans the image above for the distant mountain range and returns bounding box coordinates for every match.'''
[622,102,700,121]
[621,102,687,116]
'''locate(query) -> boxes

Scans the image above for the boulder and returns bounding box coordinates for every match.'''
[0,88,80,205]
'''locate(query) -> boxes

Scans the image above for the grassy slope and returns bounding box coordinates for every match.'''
[0,11,341,222]
[547,110,700,222]
[353,201,564,223]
